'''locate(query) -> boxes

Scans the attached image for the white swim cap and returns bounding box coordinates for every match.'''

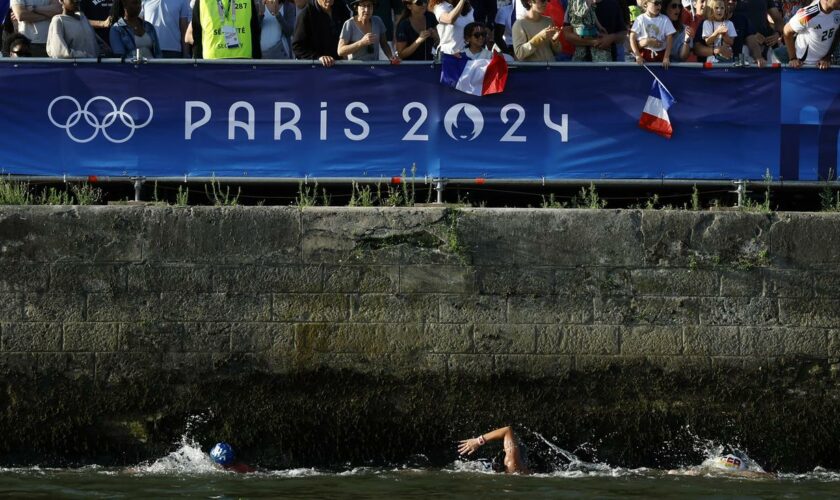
[713,454,747,471]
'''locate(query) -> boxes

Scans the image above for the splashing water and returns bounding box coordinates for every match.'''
[133,435,220,475]
[663,425,769,477]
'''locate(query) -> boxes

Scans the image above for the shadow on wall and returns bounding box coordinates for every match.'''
[781,103,840,181]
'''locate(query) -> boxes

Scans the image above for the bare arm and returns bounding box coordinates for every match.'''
[458,426,527,474]
[629,30,642,59]
[783,22,800,67]
[179,17,189,55]
[380,32,393,59]
[562,24,595,47]
[34,1,62,16]
[88,18,111,29]
[397,28,433,58]
[436,0,465,24]
[663,32,672,67]
[678,31,691,60]
[337,32,377,57]
[12,4,50,23]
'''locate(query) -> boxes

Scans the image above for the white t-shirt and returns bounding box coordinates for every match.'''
[141,0,191,52]
[465,46,492,59]
[701,19,737,48]
[495,3,513,46]
[11,0,57,43]
[631,13,677,52]
[434,2,474,54]
[789,0,840,64]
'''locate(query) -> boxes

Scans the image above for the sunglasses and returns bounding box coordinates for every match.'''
[668,2,681,7]
[651,1,662,5]
[472,31,487,38]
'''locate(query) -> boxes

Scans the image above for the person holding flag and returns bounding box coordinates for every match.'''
[630,0,676,67]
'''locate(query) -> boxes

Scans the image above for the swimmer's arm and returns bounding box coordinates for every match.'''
[458,426,515,455]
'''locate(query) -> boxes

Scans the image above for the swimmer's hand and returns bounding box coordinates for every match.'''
[458,438,483,455]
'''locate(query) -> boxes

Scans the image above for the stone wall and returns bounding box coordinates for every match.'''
[1,206,839,470]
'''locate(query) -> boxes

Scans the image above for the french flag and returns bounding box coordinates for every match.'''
[440,52,508,96]
[638,79,675,139]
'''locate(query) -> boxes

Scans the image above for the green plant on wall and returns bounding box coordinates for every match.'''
[176,186,189,207]
[205,176,240,206]
[71,182,103,205]
[37,187,73,205]
[541,193,565,209]
[571,183,606,209]
[691,185,701,211]
[0,177,32,205]
[348,181,374,207]
[741,170,772,213]
[819,171,840,212]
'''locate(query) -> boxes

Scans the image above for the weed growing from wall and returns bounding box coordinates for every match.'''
[741,170,772,213]
[691,185,701,211]
[348,182,374,207]
[70,183,103,205]
[819,172,840,211]
[541,193,565,208]
[176,186,190,207]
[0,177,32,205]
[37,187,73,205]
[571,183,606,209]
[205,177,241,206]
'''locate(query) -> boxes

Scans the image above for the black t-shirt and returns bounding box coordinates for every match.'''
[471,0,497,27]
[734,0,775,36]
[81,0,113,43]
[594,0,627,61]
[395,12,438,61]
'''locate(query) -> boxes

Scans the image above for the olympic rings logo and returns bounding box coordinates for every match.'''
[47,96,154,144]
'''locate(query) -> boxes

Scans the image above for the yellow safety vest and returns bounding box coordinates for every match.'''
[200,0,252,59]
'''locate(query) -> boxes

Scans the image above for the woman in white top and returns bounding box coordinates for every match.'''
[338,0,396,60]
[46,0,98,58]
[430,0,473,55]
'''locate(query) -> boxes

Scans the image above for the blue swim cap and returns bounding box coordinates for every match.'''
[210,442,235,466]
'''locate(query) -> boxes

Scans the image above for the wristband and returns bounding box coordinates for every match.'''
[476,435,486,446]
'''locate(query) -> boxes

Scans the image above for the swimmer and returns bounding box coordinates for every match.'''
[669,452,774,479]
[705,453,774,478]
[209,442,256,473]
[458,426,530,474]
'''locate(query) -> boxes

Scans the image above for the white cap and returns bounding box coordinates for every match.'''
[713,454,748,471]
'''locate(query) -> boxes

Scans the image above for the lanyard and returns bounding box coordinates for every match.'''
[216,0,236,24]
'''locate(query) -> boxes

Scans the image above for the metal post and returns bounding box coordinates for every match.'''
[733,180,747,207]
[435,179,445,204]
[133,178,143,202]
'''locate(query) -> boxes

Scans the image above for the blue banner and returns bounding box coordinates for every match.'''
[0,61,832,181]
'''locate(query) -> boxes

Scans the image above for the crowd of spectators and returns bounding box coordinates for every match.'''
[1,0,839,68]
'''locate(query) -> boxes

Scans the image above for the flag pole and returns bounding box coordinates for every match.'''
[642,64,676,102]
